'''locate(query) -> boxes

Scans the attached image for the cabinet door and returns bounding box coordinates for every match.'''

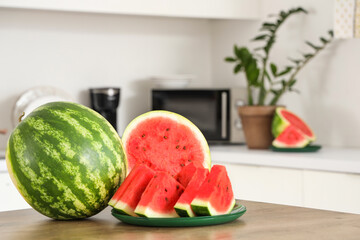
[221,163,303,207]
[304,170,360,214]
[0,172,31,212]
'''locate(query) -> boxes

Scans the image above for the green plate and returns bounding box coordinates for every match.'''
[270,144,322,152]
[111,199,246,227]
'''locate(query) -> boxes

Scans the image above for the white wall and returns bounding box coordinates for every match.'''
[212,0,360,148]
[0,8,212,150]
[1,0,360,149]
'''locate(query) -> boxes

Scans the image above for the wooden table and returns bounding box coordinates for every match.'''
[1,200,360,240]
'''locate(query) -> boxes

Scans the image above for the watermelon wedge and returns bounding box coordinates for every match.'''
[174,165,209,217]
[109,164,155,216]
[272,107,315,141]
[272,125,309,148]
[134,171,185,218]
[174,162,199,188]
[191,165,235,216]
[122,111,211,176]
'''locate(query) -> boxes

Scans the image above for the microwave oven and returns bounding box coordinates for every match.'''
[151,88,247,144]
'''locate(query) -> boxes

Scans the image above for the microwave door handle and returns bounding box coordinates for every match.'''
[221,92,227,139]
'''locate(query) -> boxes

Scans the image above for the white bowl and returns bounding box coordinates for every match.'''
[152,75,194,89]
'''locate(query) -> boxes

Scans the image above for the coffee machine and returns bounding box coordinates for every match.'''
[90,88,120,131]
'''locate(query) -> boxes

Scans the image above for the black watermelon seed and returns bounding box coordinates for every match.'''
[176,185,179,189]
[180,163,185,167]
[142,147,146,151]
[142,134,146,138]
[164,136,168,139]
[188,159,192,162]
[208,179,211,183]
[176,145,180,149]
[165,197,168,202]
[226,186,229,192]
[165,188,167,192]
[154,175,157,178]
[166,128,170,131]
[183,146,186,150]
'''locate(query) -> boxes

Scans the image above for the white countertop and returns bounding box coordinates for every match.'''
[210,145,360,174]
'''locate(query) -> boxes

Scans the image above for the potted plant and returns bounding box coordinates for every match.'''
[225,7,333,149]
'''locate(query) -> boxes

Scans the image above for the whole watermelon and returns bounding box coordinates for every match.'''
[6,101,127,220]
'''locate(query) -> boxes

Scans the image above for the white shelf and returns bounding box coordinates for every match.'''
[0,0,260,20]
[210,145,360,174]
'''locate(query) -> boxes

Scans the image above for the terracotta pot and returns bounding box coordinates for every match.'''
[238,105,278,149]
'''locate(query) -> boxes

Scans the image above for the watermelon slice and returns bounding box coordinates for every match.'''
[122,111,211,176]
[174,165,209,217]
[109,164,155,216]
[191,165,235,216]
[174,162,199,188]
[272,125,309,148]
[272,107,315,141]
[134,171,185,218]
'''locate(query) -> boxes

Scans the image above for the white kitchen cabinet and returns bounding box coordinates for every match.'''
[0,172,31,212]
[0,0,260,20]
[224,163,303,207]
[212,146,360,214]
[303,171,360,214]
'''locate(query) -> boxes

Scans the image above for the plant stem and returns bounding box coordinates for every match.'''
[247,85,254,105]
[269,47,324,105]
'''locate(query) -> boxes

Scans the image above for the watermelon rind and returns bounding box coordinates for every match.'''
[122,110,211,174]
[191,198,235,216]
[174,202,194,217]
[6,101,127,220]
[113,201,139,217]
[134,205,180,218]
[272,107,316,142]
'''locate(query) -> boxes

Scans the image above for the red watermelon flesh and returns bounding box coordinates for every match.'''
[122,111,211,176]
[191,165,235,216]
[174,167,209,217]
[279,108,314,140]
[272,125,309,148]
[134,171,185,218]
[175,162,199,188]
[109,164,155,216]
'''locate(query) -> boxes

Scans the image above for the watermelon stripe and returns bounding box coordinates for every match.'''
[8,130,79,219]
[25,117,103,210]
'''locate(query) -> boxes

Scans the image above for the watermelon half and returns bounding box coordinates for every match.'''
[272,125,309,148]
[6,102,127,220]
[122,111,211,176]
[174,164,209,217]
[134,171,185,218]
[109,164,155,216]
[272,107,315,141]
[191,165,235,216]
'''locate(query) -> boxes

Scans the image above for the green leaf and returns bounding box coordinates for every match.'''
[234,64,242,74]
[277,66,293,76]
[288,79,297,87]
[329,30,334,37]
[252,34,268,41]
[234,45,241,58]
[262,22,276,27]
[225,57,237,62]
[320,37,328,44]
[296,7,308,14]
[270,63,277,76]
[303,53,314,59]
[306,41,321,50]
